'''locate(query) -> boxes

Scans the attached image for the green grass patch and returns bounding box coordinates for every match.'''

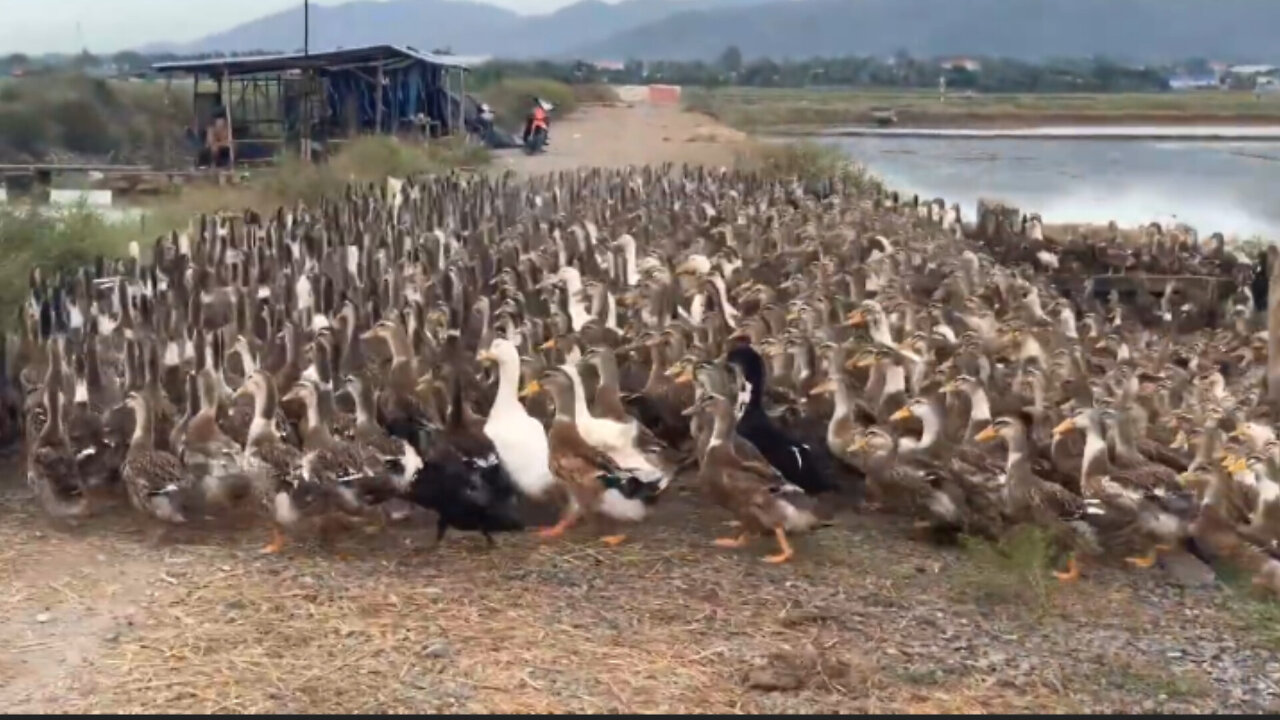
[954,525,1060,613]
[686,86,1280,130]
[0,204,136,326]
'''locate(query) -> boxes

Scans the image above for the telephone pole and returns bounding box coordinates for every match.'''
[304,0,310,56]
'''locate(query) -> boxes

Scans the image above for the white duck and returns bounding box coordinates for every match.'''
[478,338,555,499]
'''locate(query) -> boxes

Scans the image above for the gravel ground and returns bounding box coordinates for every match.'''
[3,475,1279,713]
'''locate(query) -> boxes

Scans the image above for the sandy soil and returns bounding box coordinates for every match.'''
[3,105,1280,713]
[495,104,746,175]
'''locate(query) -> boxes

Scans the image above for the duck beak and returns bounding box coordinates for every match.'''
[889,406,913,422]
[974,425,999,443]
[680,402,702,417]
[539,338,557,351]
[1220,454,1236,468]
[1230,458,1248,474]
[674,368,694,385]
[808,378,837,396]
[940,381,957,393]
[1051,418,1075,438]
[476,349,498,365]
[847,438,868,453]
[846,310,866,327]
[518,380,542,399]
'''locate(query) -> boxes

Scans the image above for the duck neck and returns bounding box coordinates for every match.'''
[832,375,852,420]
[709,404,734,447]
[492,349,523,413]
[1192,425,1219,471]
[299,398,332,449]
[130,401,154,449]
[563,364,594,422]
[248,380,277,444]
[965,385,992,426]
[1081,417,1111,483]
[916,405,942,450]
[354,383,377,428]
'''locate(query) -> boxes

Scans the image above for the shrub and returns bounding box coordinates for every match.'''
[571,83,620,105]
[0,104,50,157]
[476,78,578,132]
[735,139,884,195]
[51,97,116,155]
[0,204,136,326]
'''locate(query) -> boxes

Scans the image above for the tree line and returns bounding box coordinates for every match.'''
[477,50,1193,94]
[4,47,1232,94]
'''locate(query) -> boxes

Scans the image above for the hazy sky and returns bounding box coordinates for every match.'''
[0,0,603,54]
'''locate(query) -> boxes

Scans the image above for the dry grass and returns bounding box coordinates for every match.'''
[1,474,1271,714]
[136,136,489,235]
[685,87,1280,131]
[734,140,884,195]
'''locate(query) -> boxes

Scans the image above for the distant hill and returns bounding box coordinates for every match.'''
[150,0,1279,64]
[151,0,769,57]
[570,0,1280,63]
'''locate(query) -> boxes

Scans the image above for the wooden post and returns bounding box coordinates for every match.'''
[1266,245,1280,406]
[375,63,385,134]
[222,69,235,167]
[163,75,173,169]
[458,67,465,136]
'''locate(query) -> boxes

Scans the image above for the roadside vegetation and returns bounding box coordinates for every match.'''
[684,86,1280,131]
[734,139,883,195]
[0,73,187,165]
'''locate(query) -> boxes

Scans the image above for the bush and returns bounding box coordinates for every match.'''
[0,205,136,326]
[476,78,578,132]
[0,104,50,157]
[734,140,884,195]
[571,83,620,105]
[0,74,188,165]
[51,97,116,155]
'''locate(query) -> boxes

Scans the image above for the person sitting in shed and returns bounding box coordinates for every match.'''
[197,108,233,169]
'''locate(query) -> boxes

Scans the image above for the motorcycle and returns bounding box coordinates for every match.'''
[523,98,553,155]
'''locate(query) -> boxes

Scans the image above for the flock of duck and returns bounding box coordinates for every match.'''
[9,165,1280,591]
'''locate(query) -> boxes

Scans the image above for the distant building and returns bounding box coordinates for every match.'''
[592,60,626,72]
[1228,64,1278,77]
[939,57,982,73]
[1167,74,1222,91]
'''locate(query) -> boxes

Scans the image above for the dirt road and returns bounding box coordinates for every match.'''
[2,104,1279,713]
[495,103,745,174]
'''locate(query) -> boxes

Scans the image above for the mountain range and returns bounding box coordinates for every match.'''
[150,0,1279,64]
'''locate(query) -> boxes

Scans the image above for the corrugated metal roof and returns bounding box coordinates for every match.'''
[1229,64,1278,75]
[152,45,468,75]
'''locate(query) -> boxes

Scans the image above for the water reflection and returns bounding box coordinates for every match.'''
[827,135,1280,238]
